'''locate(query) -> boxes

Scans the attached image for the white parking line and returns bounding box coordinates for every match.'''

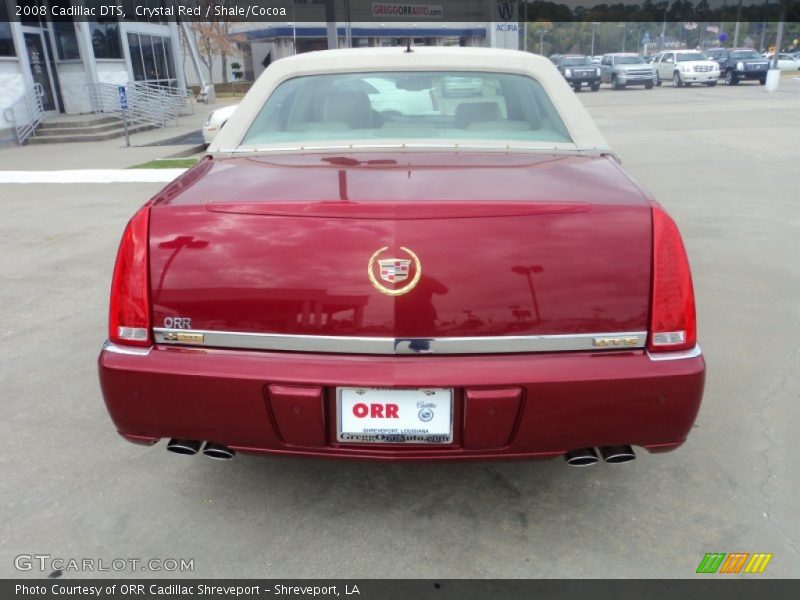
[0,169,187,184]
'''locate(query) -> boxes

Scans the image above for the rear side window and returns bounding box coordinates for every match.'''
[241,71,572,146]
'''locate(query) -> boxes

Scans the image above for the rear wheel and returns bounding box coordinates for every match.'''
[725,70,738,85]
[673,72,683,87]
[705,81,717,87]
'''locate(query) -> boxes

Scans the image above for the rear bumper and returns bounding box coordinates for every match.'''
[98,342,705,461]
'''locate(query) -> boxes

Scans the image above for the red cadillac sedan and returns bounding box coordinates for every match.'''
[98,48,705,466]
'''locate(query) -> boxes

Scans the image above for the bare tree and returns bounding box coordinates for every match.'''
[189,2,245,83]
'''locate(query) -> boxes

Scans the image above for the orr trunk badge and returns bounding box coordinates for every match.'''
[368,247,422,296]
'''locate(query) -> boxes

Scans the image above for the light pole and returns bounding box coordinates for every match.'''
[512,265,544,323]
[591,22,600,55]
[537,28,547,55]
[733,0,744,47]
[523,1,528,53]
[620,24,627,53]
[156,236,209,294]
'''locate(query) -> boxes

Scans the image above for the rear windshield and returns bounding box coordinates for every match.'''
[241,71,572,146]
[562,56,591,66]
[730,50,761,59]
[676,52,707,62]
[614,56,645,65]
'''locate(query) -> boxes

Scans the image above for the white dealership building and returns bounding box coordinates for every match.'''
[0,0,519,146]
[0,0,188,145]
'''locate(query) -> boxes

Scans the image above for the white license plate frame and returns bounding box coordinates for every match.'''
[336,387,454,444]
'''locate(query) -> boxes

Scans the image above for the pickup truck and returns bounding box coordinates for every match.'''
[600,53,656,90]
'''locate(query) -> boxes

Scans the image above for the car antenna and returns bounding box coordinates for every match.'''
[405,37,413,53]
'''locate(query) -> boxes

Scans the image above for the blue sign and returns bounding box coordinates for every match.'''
[117,86,128,110]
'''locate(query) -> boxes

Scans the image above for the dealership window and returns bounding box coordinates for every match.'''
[0,2,15,57]
[90,20,122,59]
[127,32,176,87]
[53,20,80,60]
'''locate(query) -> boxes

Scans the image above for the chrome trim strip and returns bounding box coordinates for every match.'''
[219,145,603,157]
[153,328,647,355]
[102,340,153,356]
[647,344,703,362]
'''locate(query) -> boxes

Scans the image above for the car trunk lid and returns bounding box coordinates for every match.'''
[148,153,651,346]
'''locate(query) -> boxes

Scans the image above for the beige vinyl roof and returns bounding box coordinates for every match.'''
[209,46,611,155]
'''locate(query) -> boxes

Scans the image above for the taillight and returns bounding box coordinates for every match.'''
[109,206,151,347]
[648,205,696,352]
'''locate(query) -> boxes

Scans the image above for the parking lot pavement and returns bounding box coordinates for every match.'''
[1,83,798,579]
[0,97,238,170]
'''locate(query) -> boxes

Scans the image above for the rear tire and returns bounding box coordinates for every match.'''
[673,72,683,87]
[725,70,738,85]
[705,81,717,87]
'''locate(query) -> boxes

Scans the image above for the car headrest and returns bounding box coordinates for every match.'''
[323,90,373,129]
[454,102,501,129]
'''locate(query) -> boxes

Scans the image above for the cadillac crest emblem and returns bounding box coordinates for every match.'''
[367,247,422,296]
[378,258,410,283]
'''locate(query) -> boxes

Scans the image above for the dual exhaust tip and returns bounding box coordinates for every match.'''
[166,439,235,460]
[564,445,635,467]
[166,439,631,465]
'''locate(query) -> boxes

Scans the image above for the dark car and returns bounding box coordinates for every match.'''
[551,54,601,92]
[706,48,770,85]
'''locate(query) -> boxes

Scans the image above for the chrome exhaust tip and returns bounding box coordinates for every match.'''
[599,445,636,464]
[166,439,202,456]
[564,448,600,467]
[202,442,235,460]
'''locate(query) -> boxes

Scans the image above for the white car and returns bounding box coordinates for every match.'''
[442,76,484,97]
[763,53,800,71]
[654,50,720,87]
[202,104,239,144]
[331,76,436,116]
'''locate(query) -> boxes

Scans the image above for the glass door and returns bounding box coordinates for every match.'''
[23,30,58,112]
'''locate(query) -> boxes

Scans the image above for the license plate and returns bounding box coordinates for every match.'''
[337,388,453,444]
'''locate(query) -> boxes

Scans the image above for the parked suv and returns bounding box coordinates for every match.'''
[600,53,656,89]
[653,50,720,87]
[706,48,769,85]
[551,54,601,92]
